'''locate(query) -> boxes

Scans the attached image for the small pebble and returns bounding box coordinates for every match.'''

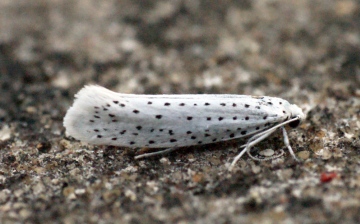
[259,148,275,157]
[297,151,310,160]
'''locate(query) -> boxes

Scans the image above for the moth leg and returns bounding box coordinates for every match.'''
[246,126,299,162]
[229,128,277,171]
[229,117,302,171]
[134,147,179,159]
[282,126,300,162]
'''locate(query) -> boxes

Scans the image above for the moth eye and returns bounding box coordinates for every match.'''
[288,117,301,128]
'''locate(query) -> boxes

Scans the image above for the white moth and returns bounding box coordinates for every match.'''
[63,85,305,170]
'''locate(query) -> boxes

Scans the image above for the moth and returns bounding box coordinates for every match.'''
[63,85,305,170]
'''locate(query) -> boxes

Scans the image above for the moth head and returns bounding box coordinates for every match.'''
[288,104,305,128]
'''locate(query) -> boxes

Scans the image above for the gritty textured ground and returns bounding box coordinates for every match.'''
[0,0,359,223]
